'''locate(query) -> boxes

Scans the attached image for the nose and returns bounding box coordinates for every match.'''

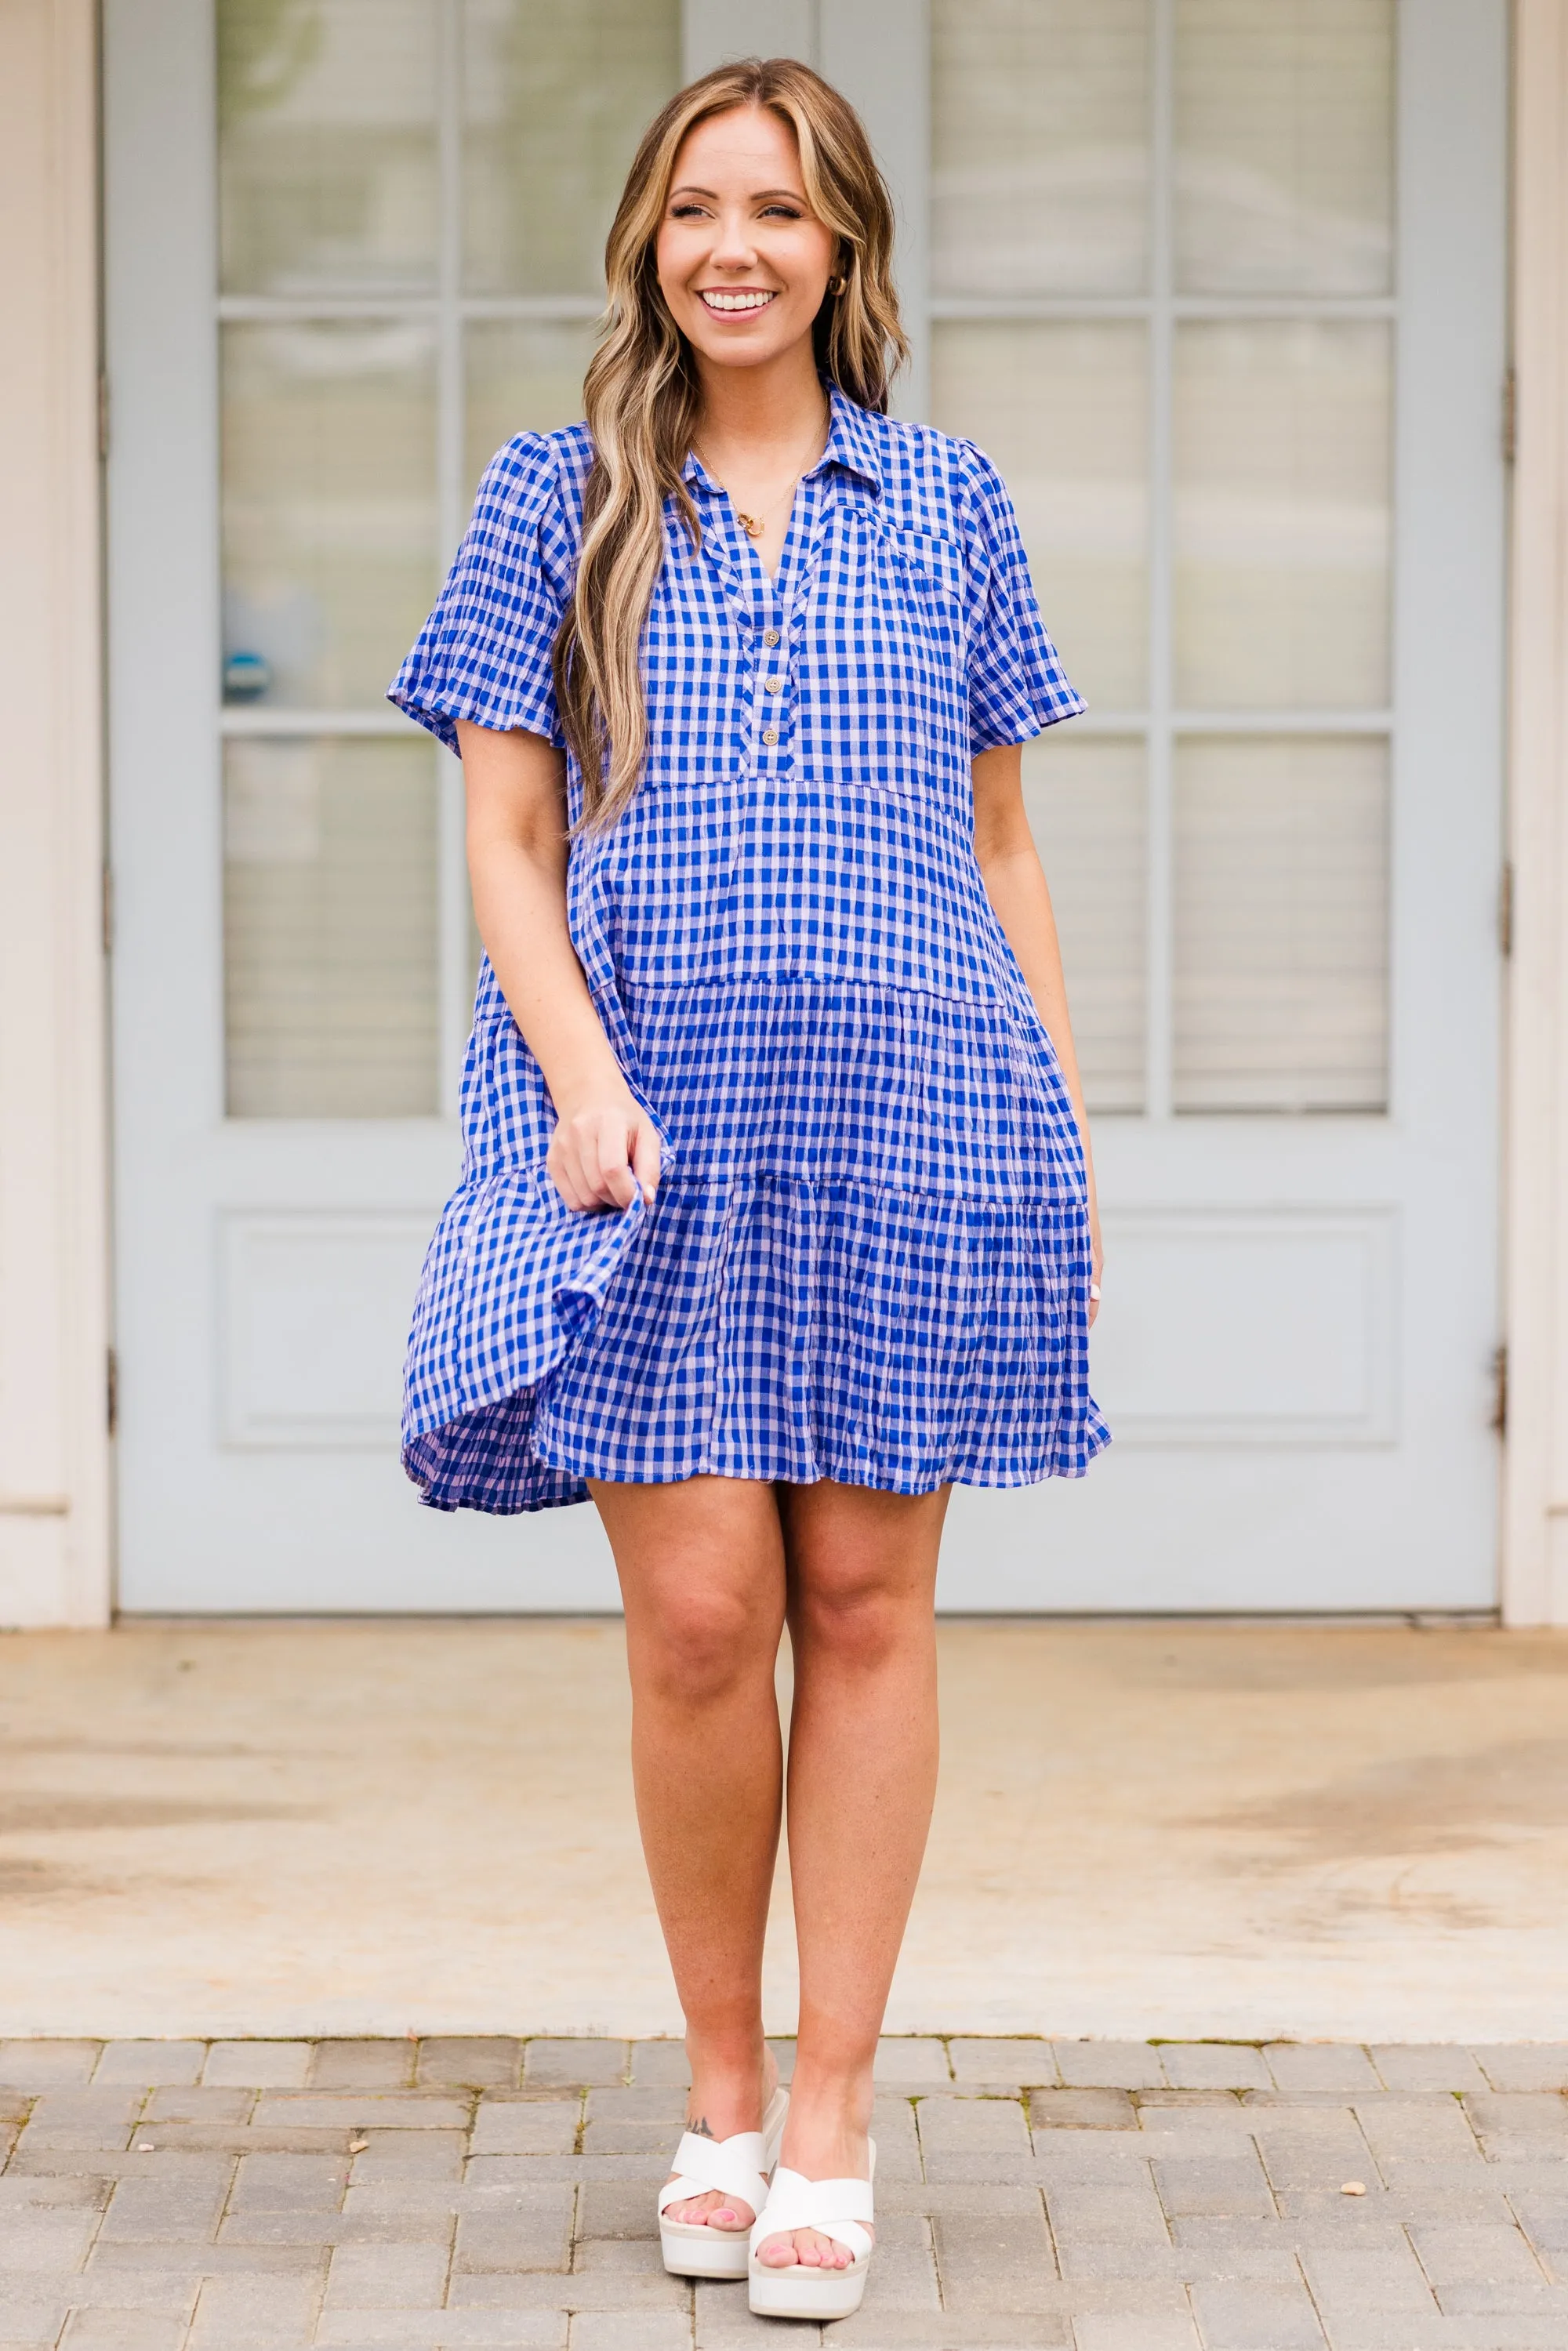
[708,204,760,273]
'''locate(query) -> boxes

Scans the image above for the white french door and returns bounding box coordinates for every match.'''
[105,0,687,1609]
[922,0,1508,1608]
[107,0,1507,1611]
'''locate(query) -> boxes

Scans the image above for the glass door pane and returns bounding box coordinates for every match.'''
[932,0,1399,1122]
[462,0,680,295]
[221,319,440,709]
[933,321,1149,710]
[931,0,1153,1118]
[219,0,440,294]
[1023,735,1148,1112]
[216,0,680,1119]
[464,317,600,488]
[1174,0,1396,295]
[1172,319,1392,713]
[224,736,441,1116]
[932,0,1151,296]
[1173,735,1388,1112]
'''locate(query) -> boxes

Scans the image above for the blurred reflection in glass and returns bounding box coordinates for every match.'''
[222,320,437,709]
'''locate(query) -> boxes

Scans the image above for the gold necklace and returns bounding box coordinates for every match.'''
[694,409,830,541]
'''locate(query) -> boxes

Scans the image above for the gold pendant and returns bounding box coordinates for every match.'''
[737,512,764,539]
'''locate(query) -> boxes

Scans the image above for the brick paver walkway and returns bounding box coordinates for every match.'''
[2,2038,1566,2349]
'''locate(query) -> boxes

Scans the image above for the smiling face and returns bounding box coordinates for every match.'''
[655,103,839,376]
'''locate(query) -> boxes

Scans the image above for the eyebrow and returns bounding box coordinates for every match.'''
[667,184,808,203]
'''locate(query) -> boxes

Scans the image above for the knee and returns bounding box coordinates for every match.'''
[792,1566,916,1674]
[636,1582,778,1708]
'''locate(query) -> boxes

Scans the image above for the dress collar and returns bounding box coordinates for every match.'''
[679,382,884,500]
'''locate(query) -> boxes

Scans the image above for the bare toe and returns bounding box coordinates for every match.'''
[663,2182,753,2232]
[758,2224,866,2269]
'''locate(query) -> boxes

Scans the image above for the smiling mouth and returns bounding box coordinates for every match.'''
[699,288,777,314]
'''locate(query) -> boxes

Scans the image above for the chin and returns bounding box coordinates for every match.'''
[694,341,790,372]
[681,307,804,362]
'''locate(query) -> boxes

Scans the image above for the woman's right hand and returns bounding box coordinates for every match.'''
[546,1090,663,1213]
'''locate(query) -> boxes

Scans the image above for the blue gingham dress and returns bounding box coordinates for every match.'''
[389,385,1109,1511]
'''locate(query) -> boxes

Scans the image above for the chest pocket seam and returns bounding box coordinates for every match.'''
[877,523,964,608]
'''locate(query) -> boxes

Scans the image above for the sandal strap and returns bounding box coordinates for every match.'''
[658,2128,768,2216]
[750,2163,875,2258]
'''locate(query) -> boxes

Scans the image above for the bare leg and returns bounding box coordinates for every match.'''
[590,1475,788,2234]
[756,1479,949,2269]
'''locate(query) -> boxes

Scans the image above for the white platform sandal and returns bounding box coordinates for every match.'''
[747,2140,877,2320]
[658,2084,789,2280]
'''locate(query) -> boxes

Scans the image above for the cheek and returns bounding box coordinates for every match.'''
[653,231,692,310]
[782,233,835,303]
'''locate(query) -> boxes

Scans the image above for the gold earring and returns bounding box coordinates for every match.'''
[829,274,848,296]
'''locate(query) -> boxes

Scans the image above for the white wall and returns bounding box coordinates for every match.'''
[0,0,112,1625]
[1503,0,1568,1624]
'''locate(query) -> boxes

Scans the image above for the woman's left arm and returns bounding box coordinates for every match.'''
[971,742,1102,1322]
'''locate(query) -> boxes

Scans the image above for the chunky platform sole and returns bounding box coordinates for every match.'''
[748,2248,872,2319]
[659,2215,756,2280]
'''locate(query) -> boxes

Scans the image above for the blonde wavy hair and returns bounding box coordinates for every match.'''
[553,57,908,831]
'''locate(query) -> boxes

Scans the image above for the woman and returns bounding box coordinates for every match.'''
[391,56,1105,2322]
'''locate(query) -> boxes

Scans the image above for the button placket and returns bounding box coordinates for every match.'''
[748,583,798,770]
[735,469,831,782]
[757,604,780,750]
[740,592,777,771]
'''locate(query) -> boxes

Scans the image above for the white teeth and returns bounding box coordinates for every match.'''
[701,290,775,312]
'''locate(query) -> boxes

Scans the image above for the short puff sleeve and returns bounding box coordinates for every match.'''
[388,433,572,756]
[955,440,1085,753]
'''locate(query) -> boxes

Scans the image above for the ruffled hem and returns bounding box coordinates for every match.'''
[404,1170,1108,1515]
[399,1161,648,1513]
[404,1394,590,1514]
[405,1409,1111,1516]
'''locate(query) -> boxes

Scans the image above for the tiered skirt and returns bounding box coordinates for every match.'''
[401,974,1108,1513]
